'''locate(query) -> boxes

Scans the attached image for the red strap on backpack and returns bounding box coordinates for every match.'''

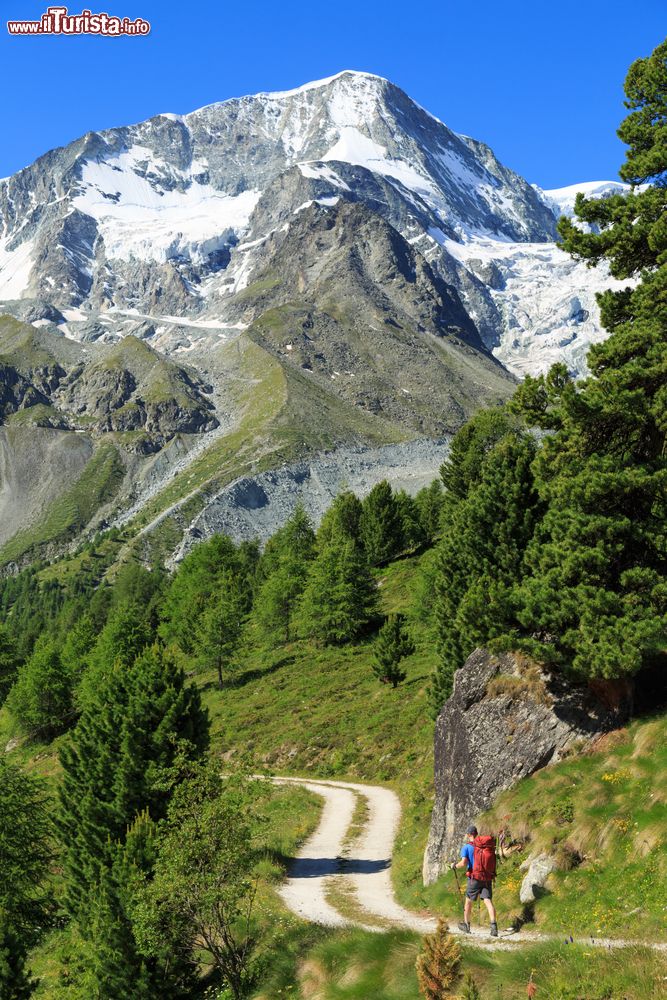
[471,835,497,881]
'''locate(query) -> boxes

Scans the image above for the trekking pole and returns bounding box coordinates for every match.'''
[451,864,463,898]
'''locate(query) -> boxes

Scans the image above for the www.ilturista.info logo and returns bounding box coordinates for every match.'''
[7,6,150,35]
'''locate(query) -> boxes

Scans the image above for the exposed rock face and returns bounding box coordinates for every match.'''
[0,317,218,448]
[240,200,514,437]
[422,648,628,886]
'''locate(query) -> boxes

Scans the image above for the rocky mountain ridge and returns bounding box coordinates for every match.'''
[0,317,217,451]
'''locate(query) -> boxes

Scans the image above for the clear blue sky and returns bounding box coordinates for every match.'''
[1,0,664,187]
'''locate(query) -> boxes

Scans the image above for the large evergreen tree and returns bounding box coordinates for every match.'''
[511,38,667,681]
[134,765,263,1000]
[372,613,415,687]
[194,570,248,688]
[76,603,152,709]
[159,535,253,654]
[59,643,209,920]
[414,480,445,545]
[0,759,51,999]
[430,428,543,715]
[299,531,378,644]
[254,505,316,643]
[0,624,19,705]
[316,491,363,547]
[359,481,405,565]
[7,636,73,741]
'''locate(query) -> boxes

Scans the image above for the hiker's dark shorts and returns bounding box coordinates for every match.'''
[466,878,493,901]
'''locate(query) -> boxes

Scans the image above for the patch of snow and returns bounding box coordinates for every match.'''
[61,307,86,322]
[322,128,444,216]
[0,236,34,299]
[295,196,341,213]
[298,162,351,191]
[73,145,260,263]
[107,307,247,331]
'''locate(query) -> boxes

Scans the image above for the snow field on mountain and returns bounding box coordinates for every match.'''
[73,145,260,263]
[0,234,35,299]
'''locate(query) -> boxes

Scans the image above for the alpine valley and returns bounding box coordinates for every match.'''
[0,71,628,568]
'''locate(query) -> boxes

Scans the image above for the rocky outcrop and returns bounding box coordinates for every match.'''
[422,649,629,886]
[239,200,515,437]
[0,363,50,418]
[0,320,218,446]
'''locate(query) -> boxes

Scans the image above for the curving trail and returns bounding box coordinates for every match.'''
[273,776,667,952]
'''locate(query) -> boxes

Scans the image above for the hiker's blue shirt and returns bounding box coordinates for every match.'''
[460,843,474,873]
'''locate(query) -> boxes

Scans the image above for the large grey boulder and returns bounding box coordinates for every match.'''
[422,649,628,886]
[519,853,557,904]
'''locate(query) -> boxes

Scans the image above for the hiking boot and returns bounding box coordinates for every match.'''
[490,922,498,937]
[457,921,471,934]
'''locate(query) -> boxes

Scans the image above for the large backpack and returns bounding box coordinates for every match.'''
[471,835,497,881]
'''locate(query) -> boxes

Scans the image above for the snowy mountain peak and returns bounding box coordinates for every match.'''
[227,69,390,103]
[538,180,630,218]
[0,72,626,379]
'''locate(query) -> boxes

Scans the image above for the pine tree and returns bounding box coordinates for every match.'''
[257,504,316,582]
[430,431,542,715]
[59,643,209,921]
[511,38,667,681]
[299,529,379,644]
[158,534,241,653]
[77,602,153,710]
[0,759,51,999]
[359,481,405,565]
[194,570,248,688]
[414,480,445,544]
[254,505,316,642]
[60,614,99,684]
[133,765,263,1000]
[0,624,19,705]
[372,614,415,687]
[7,636,73,741]
[395,490,426,552]
[415,919,461,1000]
[317,491,363,547]
[76,815,194,1000]
[439,408,520,505]
[0,924,36,1000]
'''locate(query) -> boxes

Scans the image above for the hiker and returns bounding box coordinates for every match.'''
[450,824,498,937]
